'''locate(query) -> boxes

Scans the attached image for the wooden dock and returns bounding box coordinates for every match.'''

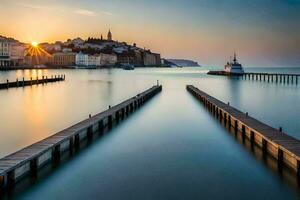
[0,85,162,189]
[243,72,299,84]
[0,75,66,90]
[207,71,299,84]
[187,85,300,175]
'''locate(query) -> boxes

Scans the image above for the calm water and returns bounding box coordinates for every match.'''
[1,67,300,199]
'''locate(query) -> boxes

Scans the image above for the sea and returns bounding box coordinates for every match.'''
[0,67,300,199]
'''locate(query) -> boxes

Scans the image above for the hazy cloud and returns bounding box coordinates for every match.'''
[14,2,43,9]
[101,11,114,16]
[75,9,114,17]
[74,9,97,16]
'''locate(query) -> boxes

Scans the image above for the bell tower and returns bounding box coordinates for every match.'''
[107,29,112,41]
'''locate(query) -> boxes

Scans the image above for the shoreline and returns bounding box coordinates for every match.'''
[0,65,173,71]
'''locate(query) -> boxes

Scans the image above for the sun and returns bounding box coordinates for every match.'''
[31,41,38,47]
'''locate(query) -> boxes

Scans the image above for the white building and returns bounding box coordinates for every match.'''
[75,52,101,67]
[0,38,11,67]
[75,52,88,66]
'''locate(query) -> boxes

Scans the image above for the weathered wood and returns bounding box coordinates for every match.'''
[187,85,300,175]
[0,75,66,90]
[0,85,162,189]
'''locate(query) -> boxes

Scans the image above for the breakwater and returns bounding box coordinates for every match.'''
[0,75,66,89]
[187,85,300,175]
[0,85,162,190]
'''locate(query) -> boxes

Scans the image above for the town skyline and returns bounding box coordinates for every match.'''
[1,0,300,67]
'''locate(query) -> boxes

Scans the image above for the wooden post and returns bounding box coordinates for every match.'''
[75,134,80,147]
[30,77,33,85]
[250,131,255,144]
[87,126,93,140]
[30,158,38,175]
[262,138,267,153]
[234,120,238,132]
[52,145,61,160]
[278,148,283,165]
[280,75,282,83]
[242,125,246,140]
[23,77,25,87]
[7,170,15,185]
[297,160,300,177]
[108,115,113,128]
[0,174,7,189]
[6,79,9,89]
[69,137,74,149]
[98,120,104,134]
[16,78,19,87]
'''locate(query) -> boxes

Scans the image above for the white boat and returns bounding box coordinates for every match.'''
[224,53,244,75]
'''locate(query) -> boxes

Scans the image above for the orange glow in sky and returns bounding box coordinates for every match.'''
[1,0,300,67]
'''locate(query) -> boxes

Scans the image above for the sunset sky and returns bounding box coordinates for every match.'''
[1,0,300,67]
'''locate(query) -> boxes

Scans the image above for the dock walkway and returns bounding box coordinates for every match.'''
[0,75,66,90]
[0,85,162,189]
[187,85,300,174]
[207,71,299,84]
[243,72,299,84]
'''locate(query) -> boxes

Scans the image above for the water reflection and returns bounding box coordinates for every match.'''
[0,67,300,199]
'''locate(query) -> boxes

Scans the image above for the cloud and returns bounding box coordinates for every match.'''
[75,9,97,16]
[15,2,43,9]
[101,11,114,16]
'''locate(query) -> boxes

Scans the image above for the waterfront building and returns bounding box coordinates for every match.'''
[75,52,88,66]
[100,53,117,66]
[10,43,26,66]
[51,52,76,67]
[88,54,101,66]
[0,38,11,67]
[143,51,162,66]
[75,52,101,67]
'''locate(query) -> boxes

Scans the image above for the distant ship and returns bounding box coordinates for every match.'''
[224,53,244,75]
[121,63,134,70]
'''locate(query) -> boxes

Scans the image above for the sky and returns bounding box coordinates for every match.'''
[0,0,300,67]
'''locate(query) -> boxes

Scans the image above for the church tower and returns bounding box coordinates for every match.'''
[107,29,112,41]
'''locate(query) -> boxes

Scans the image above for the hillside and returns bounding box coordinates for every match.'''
[165,59,200,67]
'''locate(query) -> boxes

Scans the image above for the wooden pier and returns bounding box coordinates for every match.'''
[243,73,299,84]
[0,85,162,190]
[208,71,299,84]
[187,85,300,175]
[0,75,66,90]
